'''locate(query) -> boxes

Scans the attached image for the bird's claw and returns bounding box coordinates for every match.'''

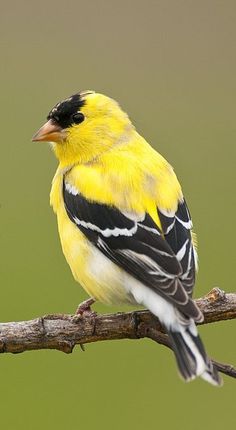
[75,297,96,318]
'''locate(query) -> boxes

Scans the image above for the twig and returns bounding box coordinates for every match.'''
[0,288,235,379]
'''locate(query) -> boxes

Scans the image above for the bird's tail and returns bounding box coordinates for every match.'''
[167,322,222,386]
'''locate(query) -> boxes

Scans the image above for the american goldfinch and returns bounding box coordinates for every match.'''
[32,90,221,385]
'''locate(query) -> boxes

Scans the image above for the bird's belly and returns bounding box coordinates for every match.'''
[57,209,134,305]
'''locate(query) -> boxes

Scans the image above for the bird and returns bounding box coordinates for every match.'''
[32,90,221,385]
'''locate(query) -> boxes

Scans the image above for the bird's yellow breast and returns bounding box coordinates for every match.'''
[50,171,134,304]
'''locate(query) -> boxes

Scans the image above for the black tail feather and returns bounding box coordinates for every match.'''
[168,330,197,381]
[168,326,222,385]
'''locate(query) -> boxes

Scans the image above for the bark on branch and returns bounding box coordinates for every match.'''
[0,288,235,380]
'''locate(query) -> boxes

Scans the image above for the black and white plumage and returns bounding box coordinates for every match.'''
[63,179,221,385]
[158,200,197,297]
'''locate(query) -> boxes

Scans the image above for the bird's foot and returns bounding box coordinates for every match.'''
[75,297,96,318]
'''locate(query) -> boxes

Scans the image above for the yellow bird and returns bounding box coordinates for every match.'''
[32,90,221,385]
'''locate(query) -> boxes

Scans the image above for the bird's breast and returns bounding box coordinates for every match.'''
[54,195,134,305]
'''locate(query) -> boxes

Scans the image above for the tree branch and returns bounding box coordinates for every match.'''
[0,288,235,379]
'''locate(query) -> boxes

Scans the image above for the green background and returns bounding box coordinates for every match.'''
[1,1,235,428]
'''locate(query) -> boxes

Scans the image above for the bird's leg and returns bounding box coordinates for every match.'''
[74,298,97,351]
[75,297,96,317]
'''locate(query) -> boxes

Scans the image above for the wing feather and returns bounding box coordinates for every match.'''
[158,199,197,297]
[63,180,201,321]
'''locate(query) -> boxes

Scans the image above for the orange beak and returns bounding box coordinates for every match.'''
[32,119,66,143]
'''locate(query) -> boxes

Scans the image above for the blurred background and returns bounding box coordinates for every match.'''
[1,0,236,428]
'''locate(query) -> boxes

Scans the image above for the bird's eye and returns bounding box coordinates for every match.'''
[52,115,60,123]
[72,112,85,124]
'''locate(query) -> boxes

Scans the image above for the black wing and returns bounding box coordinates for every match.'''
[63,180,201,321]
[158,199,197,297]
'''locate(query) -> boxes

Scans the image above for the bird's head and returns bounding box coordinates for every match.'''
[32,91,133,166]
